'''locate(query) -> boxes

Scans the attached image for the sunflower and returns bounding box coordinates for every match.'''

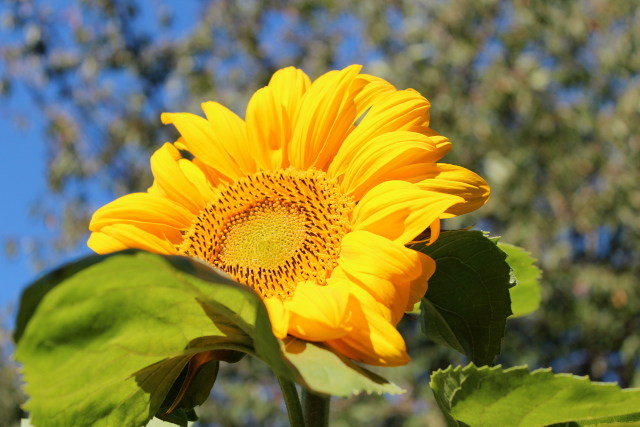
[88,65,489,366]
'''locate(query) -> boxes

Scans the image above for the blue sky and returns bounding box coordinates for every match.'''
[0,84,52,312]
[0,0,202,319]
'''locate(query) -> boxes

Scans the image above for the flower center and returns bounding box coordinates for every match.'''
[179,168,353,300]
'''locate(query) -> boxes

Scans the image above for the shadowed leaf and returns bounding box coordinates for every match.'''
[414,230,513,366]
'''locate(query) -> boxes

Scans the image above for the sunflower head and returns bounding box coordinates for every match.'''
[88,65,489,366]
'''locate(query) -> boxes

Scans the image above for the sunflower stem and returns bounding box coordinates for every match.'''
[302,388,330,427]
[276,375,305,427]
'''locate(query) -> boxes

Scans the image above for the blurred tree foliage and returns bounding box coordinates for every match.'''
[0,320,26,427]
[1,0,639,425]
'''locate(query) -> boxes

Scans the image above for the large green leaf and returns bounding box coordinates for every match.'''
[498,243,542,318]
[549,415,640,427]
[13,254,110,343]
[431,363,640,427]
[15,252,261,427]
[414,230,513,366]
[15,251,400,426]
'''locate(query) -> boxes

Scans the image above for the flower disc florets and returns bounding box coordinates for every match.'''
[179,168,353,300]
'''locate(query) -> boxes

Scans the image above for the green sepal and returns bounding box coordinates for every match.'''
[158,358,219,417]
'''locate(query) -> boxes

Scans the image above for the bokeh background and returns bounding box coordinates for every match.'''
[1,0,639,426]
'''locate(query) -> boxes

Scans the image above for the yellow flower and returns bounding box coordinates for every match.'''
[88,65,489,366]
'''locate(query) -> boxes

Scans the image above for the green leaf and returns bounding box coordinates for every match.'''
[498,243,542,318]
[15,251,400,426]
[15,251,261,427]
[13,254,110,343]
[281,338,404,397]
[21,418,193,427]
[414,230,513,366]
[431,363,640,427]
[548,413,640,427]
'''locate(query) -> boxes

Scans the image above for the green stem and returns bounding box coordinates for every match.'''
[276,375,305,427]
[302,388,330,427]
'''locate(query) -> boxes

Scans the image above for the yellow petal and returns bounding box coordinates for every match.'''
[178,159,216,201]
[245,86,291,170]
[87,231,128,254]
[268,66,311,118]
[200,101,256,174]
[162,111,245,180]
[147,180,168,198]
[337,230,424,324]
[405,252,435,311]
[415,163,490,217]
[427,217,441,246]
[334,264,409,326]
[352,74,396,118]
[92,224,176,254]
[337,131,443,200]
[191,157,224,187]
[89,192,194,244]
[327,274,396,326]
[409,126,452,160]
[150,143,207,214]
[263,297,290,339]
[289,65,363,170]
[327,288,409,366]
[173,137,188,151]
[329,89,431,179]
[285,281,352,342]
[351,180,463,245]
